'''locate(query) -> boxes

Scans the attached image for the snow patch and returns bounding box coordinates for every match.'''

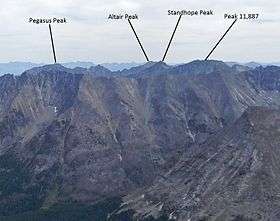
[118,154,123,161]
[158,202,163,211]
[169,211,177,220]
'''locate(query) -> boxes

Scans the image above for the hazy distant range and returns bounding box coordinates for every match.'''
[0,61,280,75]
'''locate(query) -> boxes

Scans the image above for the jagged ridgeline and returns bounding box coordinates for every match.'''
[0,60,279,220]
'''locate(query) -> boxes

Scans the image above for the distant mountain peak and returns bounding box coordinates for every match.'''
[244,61,262,68]
[189,59,230,68]
[169,59,231,75]
[145,61,170,71]
[89,65,112,75]
[90,64,110,71]
[23,63,70,75]
[152,61,169,68]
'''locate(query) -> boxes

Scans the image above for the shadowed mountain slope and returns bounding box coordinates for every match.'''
[0,61,279,220]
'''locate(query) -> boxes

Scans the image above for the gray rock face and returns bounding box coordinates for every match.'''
[0,61,279,219]
[119,107,280,221]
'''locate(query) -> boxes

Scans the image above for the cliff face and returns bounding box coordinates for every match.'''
[0,61,280,219]
[117,107,280,221]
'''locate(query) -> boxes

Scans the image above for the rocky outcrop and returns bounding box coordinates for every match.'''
[116,107,280,221]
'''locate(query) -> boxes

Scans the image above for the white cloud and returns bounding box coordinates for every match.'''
[0,0,279,63]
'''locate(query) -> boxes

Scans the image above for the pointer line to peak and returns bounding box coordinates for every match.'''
[49,24,57,63]
[162,14,182,62]
[205,19,238,61]
[128,19,149,62]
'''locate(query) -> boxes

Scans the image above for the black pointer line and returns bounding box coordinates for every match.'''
[128,19,149,62]
[49,24,57,63]
[162,14,182,62]
[205,19,238,61]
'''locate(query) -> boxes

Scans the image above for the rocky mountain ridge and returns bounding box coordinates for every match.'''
[0,60,279,220]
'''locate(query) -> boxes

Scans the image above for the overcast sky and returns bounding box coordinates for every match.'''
[0,0,279,64]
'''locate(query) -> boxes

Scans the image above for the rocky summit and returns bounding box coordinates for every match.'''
[0,60,279,221]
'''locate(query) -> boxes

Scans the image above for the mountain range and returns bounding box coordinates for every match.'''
[1,61,280,76]
[0,60,279,220]
[0,62,143,75]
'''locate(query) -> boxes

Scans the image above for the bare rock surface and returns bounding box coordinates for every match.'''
[0,61,279,220]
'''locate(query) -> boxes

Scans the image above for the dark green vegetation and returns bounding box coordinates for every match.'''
[0,197,122,221]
